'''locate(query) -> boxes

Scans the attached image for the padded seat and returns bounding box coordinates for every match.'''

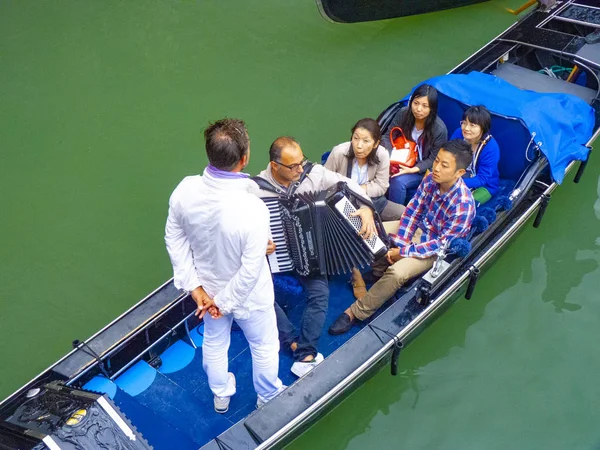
[492,63,597,104]
[576,42,600,67]
[479,178,514,211]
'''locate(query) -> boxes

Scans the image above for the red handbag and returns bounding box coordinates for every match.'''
[389,127,418,175]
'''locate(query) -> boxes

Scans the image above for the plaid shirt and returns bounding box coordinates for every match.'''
[390,173,475,259]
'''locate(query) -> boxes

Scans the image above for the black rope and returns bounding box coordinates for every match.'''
[72,340,110,378]
[368,324,404,376]
[214,436,236,450]
[368,324,402,349]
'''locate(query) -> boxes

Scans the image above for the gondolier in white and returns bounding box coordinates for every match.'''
[165,118,284,413]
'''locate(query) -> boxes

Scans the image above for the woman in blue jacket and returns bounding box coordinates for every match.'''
[450,105,500,204]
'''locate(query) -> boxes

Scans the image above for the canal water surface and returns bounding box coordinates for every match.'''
[1,1,598,449]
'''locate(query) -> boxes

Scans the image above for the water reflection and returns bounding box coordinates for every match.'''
[594,175,600,220]
[538,176,600,313]
[288,238,544,449]
[289,175,600,450]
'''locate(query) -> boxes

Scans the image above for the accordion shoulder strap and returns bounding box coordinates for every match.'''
[287,162,314,197]
[251,176,284,195]
[251,162,315,198]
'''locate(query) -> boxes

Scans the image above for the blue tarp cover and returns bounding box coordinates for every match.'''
[407,72,595,183]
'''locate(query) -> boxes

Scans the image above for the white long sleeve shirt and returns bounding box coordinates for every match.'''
[165,169,274,320]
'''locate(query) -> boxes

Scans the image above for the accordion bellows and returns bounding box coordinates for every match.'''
[264,183,388,276]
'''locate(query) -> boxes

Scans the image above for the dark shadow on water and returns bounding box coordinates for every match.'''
[287,237,535,449]
[537,177,600,313]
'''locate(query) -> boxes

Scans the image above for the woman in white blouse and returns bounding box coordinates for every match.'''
[325,118,404,299]
[325,118,403,221]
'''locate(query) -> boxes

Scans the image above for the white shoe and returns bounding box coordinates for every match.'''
[214,373,235,414]
[291,353,324,378]
[256,385,287,409]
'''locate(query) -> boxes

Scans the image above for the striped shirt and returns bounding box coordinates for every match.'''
[390,173,475,259]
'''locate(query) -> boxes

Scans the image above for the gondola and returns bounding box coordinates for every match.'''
[1,1,599,449]
[315,0,489,23]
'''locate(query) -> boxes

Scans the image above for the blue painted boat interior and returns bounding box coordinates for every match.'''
[83,274,385,449]
[81,90,530,449]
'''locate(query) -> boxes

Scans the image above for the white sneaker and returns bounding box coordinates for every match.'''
[291,353,324,378]
[214,372,235,414]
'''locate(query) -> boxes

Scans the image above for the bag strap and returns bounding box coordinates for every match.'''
[471,134,492,174]
[346,158,353,179]
[389,127,406,149]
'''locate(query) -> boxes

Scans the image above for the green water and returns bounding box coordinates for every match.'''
[1,1,598,448]
[289,164,600,450]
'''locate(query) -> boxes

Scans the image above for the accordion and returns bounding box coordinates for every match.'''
[263,182,388,276]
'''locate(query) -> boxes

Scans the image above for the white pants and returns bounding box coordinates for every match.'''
[202,306,283,403]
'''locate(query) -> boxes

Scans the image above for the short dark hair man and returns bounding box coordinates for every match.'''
[165,118,283,413]
[329,139,477,335]
[253,136,377,377]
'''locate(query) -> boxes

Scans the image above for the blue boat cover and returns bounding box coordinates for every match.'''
[404,72,595,183]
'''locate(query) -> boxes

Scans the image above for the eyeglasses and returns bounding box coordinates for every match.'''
[460,120,481,130]
[273,157,308,171]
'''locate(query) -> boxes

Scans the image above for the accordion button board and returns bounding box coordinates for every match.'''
[333,196,386,255]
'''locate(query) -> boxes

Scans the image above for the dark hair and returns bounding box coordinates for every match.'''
[269,136,299,162]
[398,84,439,152]
[462,105,492,136]
[439,139,472,170]
[204,118,249,171]
[345,118,381,166]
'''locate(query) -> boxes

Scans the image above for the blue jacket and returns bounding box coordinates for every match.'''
[450,128,500,196]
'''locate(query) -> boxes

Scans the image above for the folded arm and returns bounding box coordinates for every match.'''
[398,198,475,259]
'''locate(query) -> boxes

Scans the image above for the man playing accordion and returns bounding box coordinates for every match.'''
[252,136,377,377]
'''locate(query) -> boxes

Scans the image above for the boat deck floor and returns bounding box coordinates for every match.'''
[83,273,391,449]
[81,178,519,449]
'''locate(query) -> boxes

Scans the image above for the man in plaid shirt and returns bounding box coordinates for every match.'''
[329,139,476,335]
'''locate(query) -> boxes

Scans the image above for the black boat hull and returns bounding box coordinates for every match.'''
[316,0,489,23]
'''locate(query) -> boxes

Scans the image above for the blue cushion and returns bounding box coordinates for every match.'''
[436,93,531,182]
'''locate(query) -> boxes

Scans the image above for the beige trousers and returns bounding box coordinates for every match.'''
[383,220,400,235]
[350,227,434,321]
